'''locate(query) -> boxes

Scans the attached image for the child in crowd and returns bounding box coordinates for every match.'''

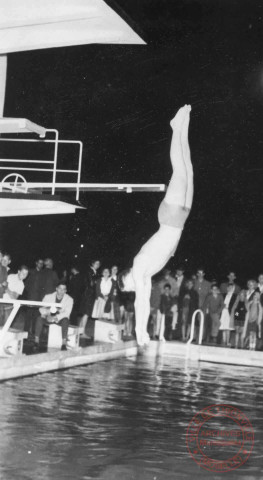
[243,292,262,350]
[159,284,176,341]
[231,289,248,349]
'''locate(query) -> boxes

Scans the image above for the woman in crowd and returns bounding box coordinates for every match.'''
[92,268,113,320]
[119,105,193,346]
[243,291,262,350]
[231,289,248,349]
[109,265,123,323]
[219,283,236,346]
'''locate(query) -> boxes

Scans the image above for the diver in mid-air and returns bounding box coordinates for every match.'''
[119,105,193,346]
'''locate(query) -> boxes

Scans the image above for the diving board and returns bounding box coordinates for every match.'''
[17,183,166,193]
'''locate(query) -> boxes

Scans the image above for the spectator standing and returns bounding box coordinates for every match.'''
[39,258,59,299]
[175,266,188,338]
[194,268,211,310]
[0,252,10,325]
[243,292,262,350]
[159,284,176,341]
[203,285,224,343]
[231,290,248,349]
[220,271,241,295]
[158,268,178,297]
[2,253,11,273]
[67,265,85,324]
[4,265,29,300]
[246,279,257,303]
[79,259,101,338]
[92,268,113,319]
[256,274,263,308]
[109,265,122,323]
[24,258,44,334]
[0,250,7,299]
[219,283,236,346]
[24,258,44,301]
[2,265,29,324]
[175,266,187,300]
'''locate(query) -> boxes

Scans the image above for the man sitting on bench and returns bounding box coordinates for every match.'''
[33,282,73,351]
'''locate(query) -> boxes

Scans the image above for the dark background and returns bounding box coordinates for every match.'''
[1,0,263,283]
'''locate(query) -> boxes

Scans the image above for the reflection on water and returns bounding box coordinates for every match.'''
[0,354,262,480]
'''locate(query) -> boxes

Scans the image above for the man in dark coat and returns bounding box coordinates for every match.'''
[39,258,59,299]
[24,258,44,333]
[79,259,101,338]
[67,264,85,324]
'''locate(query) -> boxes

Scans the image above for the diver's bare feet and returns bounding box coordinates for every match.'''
[181,105,192,156]
[170,104,190,130]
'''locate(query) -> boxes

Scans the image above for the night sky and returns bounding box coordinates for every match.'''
[2,0,263,283]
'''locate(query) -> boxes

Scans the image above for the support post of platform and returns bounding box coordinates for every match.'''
[0,55,7,117]
[0,303,20,345]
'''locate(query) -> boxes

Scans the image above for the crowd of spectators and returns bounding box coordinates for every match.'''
[0,249,262,352]
[150,267,263,351]
[0,252,136,350]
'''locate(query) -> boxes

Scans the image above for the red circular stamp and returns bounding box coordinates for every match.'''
[186,404,254,473]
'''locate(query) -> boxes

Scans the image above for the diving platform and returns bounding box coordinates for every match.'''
[0,117,166,216]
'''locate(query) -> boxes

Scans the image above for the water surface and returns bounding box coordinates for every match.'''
[0,354,262,480]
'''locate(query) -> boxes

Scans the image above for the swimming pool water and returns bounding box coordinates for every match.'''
[0,355,262,480]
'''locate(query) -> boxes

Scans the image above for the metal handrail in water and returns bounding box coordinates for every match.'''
[187,309,204,346]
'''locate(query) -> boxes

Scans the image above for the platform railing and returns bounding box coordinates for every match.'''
[0,130,83,200]
[187,309,204,346]
[0,299,62,348]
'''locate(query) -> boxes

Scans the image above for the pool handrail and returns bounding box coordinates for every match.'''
[187,309,204,346]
